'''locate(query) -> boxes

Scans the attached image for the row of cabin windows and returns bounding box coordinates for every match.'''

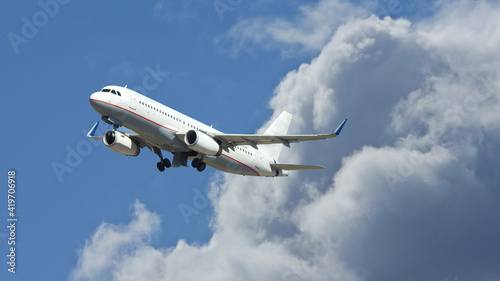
[137,100,202,131]
[186,123,202,132]
[237,146,252,155]
[137,99,252,155]
[139,100,174,118]
[101,88,121,96]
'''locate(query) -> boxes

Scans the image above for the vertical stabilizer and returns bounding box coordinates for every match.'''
[260,111,293,160]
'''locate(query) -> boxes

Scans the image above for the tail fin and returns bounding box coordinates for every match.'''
[260,111,293,160]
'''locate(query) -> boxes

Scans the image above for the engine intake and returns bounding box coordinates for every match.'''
[103,130,140,157]
[184,130,222,156]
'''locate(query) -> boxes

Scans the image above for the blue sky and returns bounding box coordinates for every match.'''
[2,1,500,281]
[2,1,281,279]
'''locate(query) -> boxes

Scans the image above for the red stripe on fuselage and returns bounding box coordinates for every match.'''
[90,98,176,132]
[90,98,261,176]
[221,153,260,176]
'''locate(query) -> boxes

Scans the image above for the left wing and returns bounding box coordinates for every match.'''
[214,118,347,149]
[86,121,152,150]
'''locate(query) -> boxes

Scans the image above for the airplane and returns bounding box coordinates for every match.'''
[87,85,347,177]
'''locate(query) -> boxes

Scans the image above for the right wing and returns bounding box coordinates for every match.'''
[213,118,347,149]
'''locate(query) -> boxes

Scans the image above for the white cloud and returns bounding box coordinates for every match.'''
[264,15,414,132]
[72,1,500,280]
[215,0,367,57]
[71,201,160,281]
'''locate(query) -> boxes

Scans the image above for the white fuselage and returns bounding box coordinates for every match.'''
[89,86,277,176]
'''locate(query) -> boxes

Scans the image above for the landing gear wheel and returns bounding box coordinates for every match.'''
[192,158,201,168]
[196,162,206,172]
[157,162,165,172]
[162,158,171,168]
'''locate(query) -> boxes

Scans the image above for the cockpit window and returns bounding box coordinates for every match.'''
[101,88,121,96]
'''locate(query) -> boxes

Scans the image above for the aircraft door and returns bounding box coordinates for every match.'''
[128,89,137,110]
[255,153,262,169]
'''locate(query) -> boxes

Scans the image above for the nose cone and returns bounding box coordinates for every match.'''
[89,92,107,115]
[89,92,98,105]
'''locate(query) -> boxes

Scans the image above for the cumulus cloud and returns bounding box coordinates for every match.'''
[71,201,160,281]
[72,1,500,280]
[215,0,367,57]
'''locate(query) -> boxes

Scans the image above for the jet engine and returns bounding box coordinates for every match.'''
[184,130,222,156]
[274,169,289,177]
[103,130,140,156]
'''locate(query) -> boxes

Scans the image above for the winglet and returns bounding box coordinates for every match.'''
[334,119,347,136]
[87,122,102,140]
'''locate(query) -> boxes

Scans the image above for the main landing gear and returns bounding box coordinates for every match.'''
[154,148,206,173]
[156,158,172,172]
[154,147,171,172]
[191,158,206,172]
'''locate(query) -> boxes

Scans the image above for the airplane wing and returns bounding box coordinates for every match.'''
[86,122,152,150]
[214,119,347,149]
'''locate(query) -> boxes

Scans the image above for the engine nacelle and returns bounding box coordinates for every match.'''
[103,130,140,157]
[274,169,289,177]
[184,130,222,156]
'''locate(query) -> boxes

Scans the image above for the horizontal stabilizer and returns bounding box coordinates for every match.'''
[270,163,325,170]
